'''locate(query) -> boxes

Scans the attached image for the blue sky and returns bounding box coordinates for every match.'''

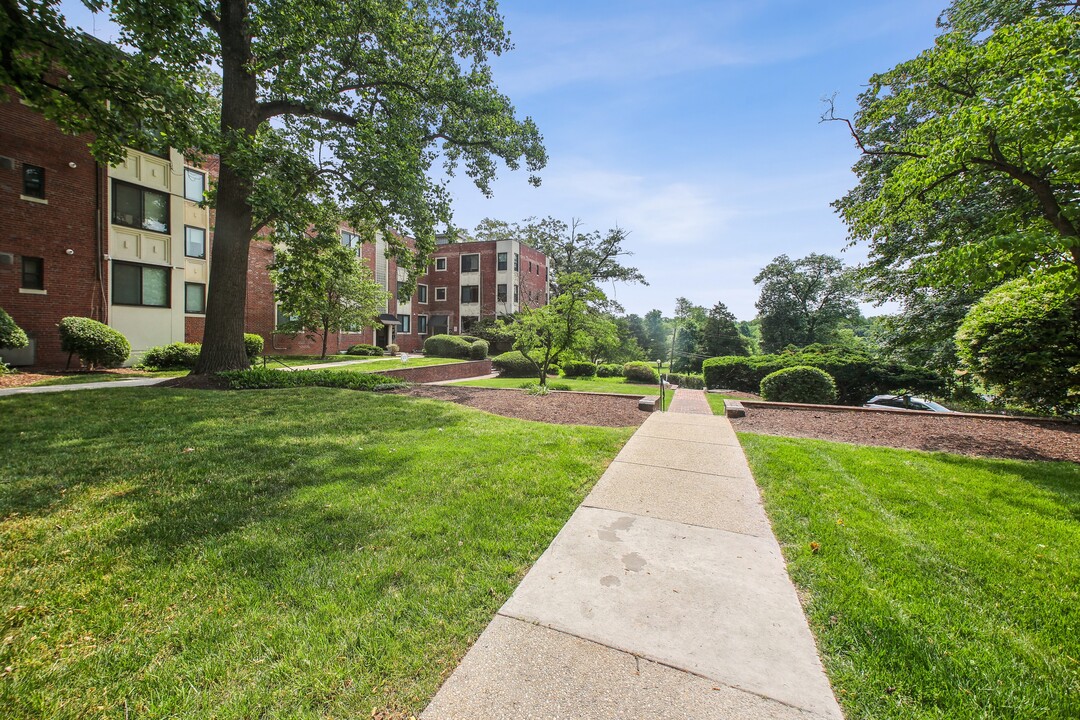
[65,0,947,319]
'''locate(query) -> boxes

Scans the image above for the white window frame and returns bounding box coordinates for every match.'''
[460,253,480,273]
[416,283,428,304]
[417,314,429,335]
[184,168,205,203]
[434,256,448,271]
[434,286,447,301]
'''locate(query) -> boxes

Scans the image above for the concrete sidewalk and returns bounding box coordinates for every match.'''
[423,389,842,719]
[0,377,170,397]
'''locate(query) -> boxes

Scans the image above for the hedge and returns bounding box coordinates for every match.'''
[666,372,705,389]
[218,368,406,390]
[0,307,29,349]
[759,366,837,404]
[139,342,202,369]
[562,360,597,378]
[702,347,942,405]
[623,361,659,384]
[492,351,538,378]
[469,339,489,360]
[596,363,623,378]
[58,317,130,368]
[244,333,265,358]
[347,343,383,356]
[424,334,473,359]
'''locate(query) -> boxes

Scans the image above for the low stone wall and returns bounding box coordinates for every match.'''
[373,359,491,384]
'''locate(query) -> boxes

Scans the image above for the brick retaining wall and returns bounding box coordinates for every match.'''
[373,359,491,383]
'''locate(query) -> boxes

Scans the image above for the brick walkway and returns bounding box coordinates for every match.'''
[668,387,713,415]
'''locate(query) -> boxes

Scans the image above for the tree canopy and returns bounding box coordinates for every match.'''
[754,254,859,353]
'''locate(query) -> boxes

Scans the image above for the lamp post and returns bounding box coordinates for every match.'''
[657,359,665,412]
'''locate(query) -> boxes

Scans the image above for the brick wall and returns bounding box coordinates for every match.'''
[373,359,491,383]
[0,101,105,368]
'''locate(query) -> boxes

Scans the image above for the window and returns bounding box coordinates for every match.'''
[113,261,170,307]
[431,315,449,335]
[397,281,410,302]
[341,230,360,251]
[514,253,519,271]
[513,284,519,303]
[536,264,541,275]
[185,282,205,314]
[462,316,480,332]
[434,287,447,301]
[185,226,206,258]
[417,315,428,334]
[461,285,479,303]
[497,283,507,302]
[416,283,428,303]
[497,252,508,271]
[184,169,205,202]
[460,254,480,273]
[112,180,169,233]
[435,257,447,271]
[276,305,299,329]
[22,164,45,199]
[528,260,533,272]
[398,314,411,333]
[21,256,44,290]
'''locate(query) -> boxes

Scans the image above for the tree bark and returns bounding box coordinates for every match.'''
[193,0,259,375]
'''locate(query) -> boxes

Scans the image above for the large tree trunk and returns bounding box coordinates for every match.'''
[194,0,259,375]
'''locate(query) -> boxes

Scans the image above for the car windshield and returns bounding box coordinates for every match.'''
[922,400,950,412]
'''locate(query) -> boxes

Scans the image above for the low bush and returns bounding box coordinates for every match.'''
[759,366,837,404]
[459,335,482,344]
[596,363,623,378]
[346,343,383,356]
[0,307,29,349]
[623,361,659,384]
[58,317,130,368]
[492,351,538,378]
[424,334,473,359]
[469,339,489,360]
[139,342,202,369]
[218,368,406,391]
[666,372,705,389]
[561,360,597,378]
[386,343,400,354]
[244,333,264,358]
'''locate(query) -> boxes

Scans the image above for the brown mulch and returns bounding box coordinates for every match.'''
[159,374,230,390]
[393,385,649,427]
[731,406,1080,463]
[0,367,154,389]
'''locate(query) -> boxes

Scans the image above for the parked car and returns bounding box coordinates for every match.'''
[863,395,953,413]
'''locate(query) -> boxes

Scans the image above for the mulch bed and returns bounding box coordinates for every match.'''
[393,385,649,427]
[731,406,1080,463]
[0,367,153,389]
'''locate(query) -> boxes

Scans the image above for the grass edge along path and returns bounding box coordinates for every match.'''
[0,388,633,719]
[739,432,1080,719]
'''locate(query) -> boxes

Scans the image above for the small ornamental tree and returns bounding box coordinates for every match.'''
[0,307,29,349]
[956,272,1080,415]
[58,317,130,369]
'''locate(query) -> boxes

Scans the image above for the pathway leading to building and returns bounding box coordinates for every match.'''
[0,377,170,397]
[423,388,843,720]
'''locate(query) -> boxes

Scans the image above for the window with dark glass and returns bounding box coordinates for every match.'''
[497,283,507,302]
[398,314,411,333]
[184,169,205,202]
[514,253,519,271]
[185,282,205,313]
[434,257,447,271]
[513,284,519,303]
[113,261,169,307]
[341,230,360,250]
[417,315,428,334]
[185,226,206,258]
[461,285,479,303]
[497,252,507,271]
[416,284,428,303]
[435,287,447,301]
[461,254,480,273]
[21,256,44,289]
[22,165,45,199]
[112,180,169,233]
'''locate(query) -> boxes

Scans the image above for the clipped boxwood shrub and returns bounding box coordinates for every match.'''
[623,361,659,384]
[244,333,264,358]
[596,363,623,378]
[492,351,538,378]
[759,366,837,404]
[58,317,130,368]
[469,339,489,360]
[139,342,201,369]
[459,335,482,343]
[0,307,29,349]
[666,372,705,389]
[346,343,383,356]
[424,334,473,359]
[218,368,406,391]
[562,360,597,378]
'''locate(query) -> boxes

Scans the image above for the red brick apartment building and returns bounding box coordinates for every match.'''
[0,104,550,366]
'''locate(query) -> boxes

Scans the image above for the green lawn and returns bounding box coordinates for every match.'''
[453,375,661,395]
[706,393,727,415]
[28,370,187,387]
[318,357,465,373]
[740,433,1080,719]
[256,354,371,365]
[0,388,632,719]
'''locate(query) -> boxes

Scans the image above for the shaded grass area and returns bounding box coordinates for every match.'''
[319,357,466,373]
[256,354,369,365]
[29,370,187,387]
[0,389,632,718]
[740,433,1080,719]
[453,375,660,395]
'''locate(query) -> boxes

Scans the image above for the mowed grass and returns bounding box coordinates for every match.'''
[318,357,465,373]
[740,433,1080,719]
[706,393,727,415]
[0,388,632,718]
[453,375,660,395]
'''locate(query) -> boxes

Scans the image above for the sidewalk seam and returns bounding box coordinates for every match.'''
[578,502,772,540]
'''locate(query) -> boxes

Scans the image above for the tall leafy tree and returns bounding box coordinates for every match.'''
[643,309,669,360]
[754,254,859,353]
[3,1,546,373]
[701,302,750,358]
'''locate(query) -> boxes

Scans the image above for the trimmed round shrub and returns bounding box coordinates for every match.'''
[424,334,473,359]
[0,307,29,349]
[346,343,383,356]
[596,363,623,378]
[759,366,837,404]
[623,361,659,384]
[469,339,489,360]
[58,317,130,368]
[140,342,201,369]
[244,333,264,358]
[492,351,538,378]
[562,360,597,378]
[459,335,482,343]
